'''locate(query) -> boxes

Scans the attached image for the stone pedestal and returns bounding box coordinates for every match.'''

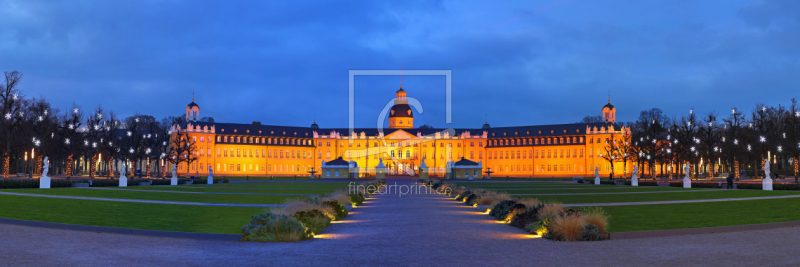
[39,176,50,189]
[594,177,600,185]
[207,176,213,185]
[119,176,127,187]
[763,178,773,191]
[170,177,178,185]
[683,177,691,188]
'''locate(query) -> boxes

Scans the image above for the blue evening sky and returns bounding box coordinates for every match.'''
[2,0,799,128]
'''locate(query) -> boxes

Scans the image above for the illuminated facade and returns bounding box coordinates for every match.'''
[170,88,632,178]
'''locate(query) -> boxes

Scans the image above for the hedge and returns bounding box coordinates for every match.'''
[0,179,74,189]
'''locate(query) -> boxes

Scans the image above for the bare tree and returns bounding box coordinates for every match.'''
[0,71,24,178]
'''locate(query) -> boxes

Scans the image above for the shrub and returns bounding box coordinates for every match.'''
[0,179,75,189]
[549,214,585,241]
[349,192,366,206]
[775,183,800,190]
[322,200,348,220]
[455,190,472,201]
[89,179,120,187]
[292,209,332,235]
[580,224,603,241]
[638,181,658,186]
[241,212,311,242]
[489,200,525,221]
[582,207,610,233]
[577,179,584,183]
[464,193,479,205]
[509,204,543,228]
[599,180,616,185]
[431,181,444,190]
[149,178,188,185]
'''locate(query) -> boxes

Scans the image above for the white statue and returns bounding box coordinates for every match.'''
[119,165,128,187]
[40,157,51,189]
[42,157,49,178]
[594,167,600,185]
[170,163,178,185]
[763,160,773,191]
[631,165,639,186]
[683,163,691,188]
[207,165,214,184]
[684,164,691,180]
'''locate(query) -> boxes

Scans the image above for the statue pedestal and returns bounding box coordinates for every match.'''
[763,178,773,191]
[594,177,600,185]
[170,177,178,186]
[119,176,127,187]
[39,176,50,189]
[683,177,691,188]
[632,176,638,186]
[207,176,213,185]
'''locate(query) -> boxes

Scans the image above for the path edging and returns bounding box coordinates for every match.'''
[0,217,242,241]
[611,220,800,239]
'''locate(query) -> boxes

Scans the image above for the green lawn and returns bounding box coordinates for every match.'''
[519,190,800,204]
[106,187,340,194]
[0,194,263,234]
[599,198,800,232]
[496,187,706,194]
[0,188,310,204]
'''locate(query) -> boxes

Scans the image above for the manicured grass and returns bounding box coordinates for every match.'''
[497,187,706,194]
[103,187,338,194]
[519,190,800,204]
[0,194,263,234]
[0,188,310,204]
[599,197,800,232]
[224,176,322,180]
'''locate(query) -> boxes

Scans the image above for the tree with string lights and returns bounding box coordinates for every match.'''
[57,104,84,179]
[722,107,746,180]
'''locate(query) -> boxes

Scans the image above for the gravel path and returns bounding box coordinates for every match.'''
[1,179,798,266]
[0,192,284,208]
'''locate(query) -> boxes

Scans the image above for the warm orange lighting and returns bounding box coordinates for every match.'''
[484,208,492,214]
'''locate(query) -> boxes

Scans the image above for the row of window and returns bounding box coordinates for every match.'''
[213,148,311,159]
[212,135,312,146]
[316,141,484,148]
[489,137,584,146]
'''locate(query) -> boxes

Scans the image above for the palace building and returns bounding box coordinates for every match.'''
[170,87,632,178]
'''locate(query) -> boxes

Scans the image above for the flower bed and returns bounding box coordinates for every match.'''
[433,180,610,241]
[241,181,379,242]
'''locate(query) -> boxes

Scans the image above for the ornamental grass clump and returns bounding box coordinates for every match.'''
[292,209,332,235]
[583,207,610,233]
[477,192,511,206]
[549,214,585,241]
[537,202,565,220]
[321,200,349,220]
[241,212,311,242]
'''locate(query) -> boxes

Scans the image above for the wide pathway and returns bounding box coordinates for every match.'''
[1,179,798,266]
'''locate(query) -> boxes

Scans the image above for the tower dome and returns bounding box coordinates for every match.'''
[388,87,413,129]
[602,99,616,123]
[186,97,200,122]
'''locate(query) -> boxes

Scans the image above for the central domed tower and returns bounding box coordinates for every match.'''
[388,87,413,129]
[186,97,200,122]
[602,99,616,123]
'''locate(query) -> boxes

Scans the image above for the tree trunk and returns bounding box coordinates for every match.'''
[66,154,73,179]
